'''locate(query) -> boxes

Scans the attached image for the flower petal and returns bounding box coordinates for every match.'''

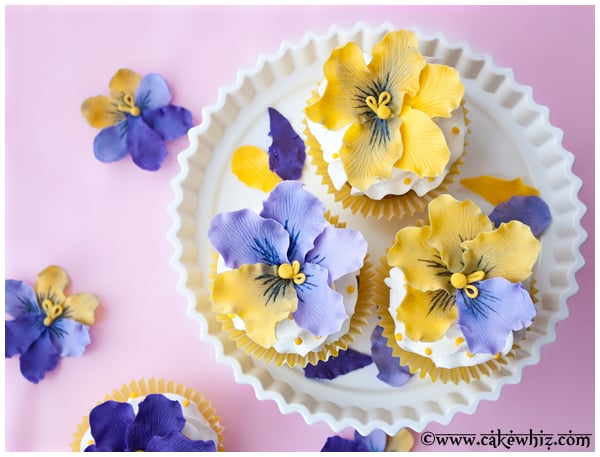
[395,106,450,177]
[19,330,61,383]
[34,266,68,305]
[64,293,99,326]
[406,63,464,118]
[81,95,122,128]
[305,226,367,283]
[460,175,540,206]
[231,145,282,192]
[208,209,289,267]
[260,181,325,262]
[456,277,535,354]
[126,116,168,171]
[427,195,494,273]
[93,124,129,163]
[6,279,40,318]
[461,220,541,283]
[293,262,347,336]
[370,325,412,387]
[49,319,91,357]
[5,313,44,357]
[385,429,415,452]
[303,348,372,380]
[146,431,216,452]
[126,394,186,451]
[355,429,388,452]
[135,73,171,110]
[321,435,369,452]
[267,107,306,180]
[88,400,135,452]
[142,105,192,141]
[108,68,141,98]
[211,263,298,348]
[305,41,372,130]
[489,195,552,237]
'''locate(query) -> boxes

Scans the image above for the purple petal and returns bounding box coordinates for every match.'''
[5,279,40,319]
[146,431,216,452]
[304,348,372,380]
[88,400,135,451]
[321,436,369,452]
[142,105,192,141]
[370,325,412,387]
[93,123,128,163]
[267,107,306,180]
[6,313,44,358]
[135,73,171,110]
[456,277,536,355]
[489,195,552,236]
[126,116,168,171]
[19,330,61,383]
[208,209,289,268]
[293,262,348,335]
[260,181,325,262]
[125,394,186,451]
[49,319,91,357]
[355,429,388,452]
[306,226,367,283]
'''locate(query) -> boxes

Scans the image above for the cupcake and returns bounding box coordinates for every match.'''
[208,180,373,367]
[304,29,467,219]
[71,378,224,452]
[376,194,542,383]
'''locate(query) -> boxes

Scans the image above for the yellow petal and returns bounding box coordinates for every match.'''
[461,220,541,282]
[340,116,403,191]
[406,63,464,118]
[397,286,457,342]
[231,145,282,192]
[427,195,494,272]
[460,175,541,206]
[305,41,372,130]
[387,226,452,293]
[385,428,415,452]
[395,106,450,177]
[211,264,298,348]
[368,30,426,98]
[64,293,99,326]
[34,265,69,305]
[81,95,121,128]
[108,68,141,99]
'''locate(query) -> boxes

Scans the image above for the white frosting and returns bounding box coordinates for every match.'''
[385,267,514,369]
[216,255,358,356]
[306,81,466,199]
[79,393,218,451]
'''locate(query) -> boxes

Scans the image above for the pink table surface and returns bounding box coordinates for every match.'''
[5,5,594,453]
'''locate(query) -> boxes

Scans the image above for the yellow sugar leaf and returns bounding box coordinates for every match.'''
[231,145,282,192]
[460,175,539,206]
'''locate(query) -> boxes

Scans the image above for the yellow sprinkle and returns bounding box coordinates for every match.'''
[294,337,303,346]
[403,178,411,185]
[227,313,236,320]
[332,153,340,159]
[455,337,465,346]
[182,399,190,407]
[395,333,403,341]
[427,177,435,182]
[88,440,95,445]
[346,285,355,294]
[424,347,432,356]
[494,352,501,359]
[452,126,460,135]
[129,392,139,399]
[466,351,474,358]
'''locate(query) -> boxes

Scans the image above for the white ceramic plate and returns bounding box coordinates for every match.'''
[167,22,587,434]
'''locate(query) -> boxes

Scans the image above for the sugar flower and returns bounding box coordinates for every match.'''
[208,181,368,348]
[387,194,541,355]
[5,266,98,383]
[306,30,464,191]
[81,69,192,171]
[321,428,414,452]
[85,394,216,452]
[370,325,412,387]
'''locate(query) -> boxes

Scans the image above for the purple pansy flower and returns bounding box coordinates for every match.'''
[370,325,412,387]
[489,195,552,236]
[85,394,216,452]
[208,181,368,348]
[81,69,192,171]
[322,429,388,452]
[267,107,306,180]
[5,266,98,383]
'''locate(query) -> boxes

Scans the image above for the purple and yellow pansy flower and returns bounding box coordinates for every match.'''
[5,266,98,383]
[321,428,414,452]
[81,69,192,171]
[306,29,464,192]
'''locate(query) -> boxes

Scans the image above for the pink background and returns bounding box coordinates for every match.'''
[5,5,594,452]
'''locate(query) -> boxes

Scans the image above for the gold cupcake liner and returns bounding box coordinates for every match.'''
[71,377,225,451]
[374,257,538,384]
[303,93,469,220]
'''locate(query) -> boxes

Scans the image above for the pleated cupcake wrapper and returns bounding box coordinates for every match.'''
[208,211,375,368]
[304,92,469,220]
[71,377,225,451]
[374,257,539,384]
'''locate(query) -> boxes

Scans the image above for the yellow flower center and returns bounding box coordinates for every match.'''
[41,299,64,326]
[365,91,392,120]
[117,94,141,117]
[450,270,485,299]
[277,260,306,285]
